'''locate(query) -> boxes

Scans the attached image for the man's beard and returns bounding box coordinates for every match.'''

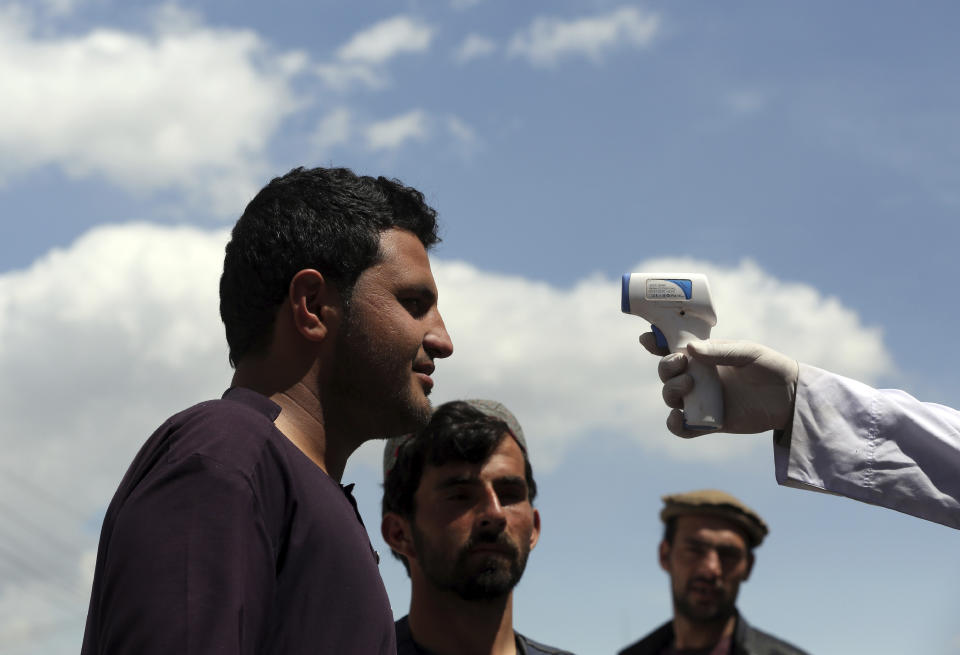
[672,576,738,624]
[413,527,530,601]
[327,309,432,439]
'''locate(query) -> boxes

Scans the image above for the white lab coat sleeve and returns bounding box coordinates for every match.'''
[773,364,960,529]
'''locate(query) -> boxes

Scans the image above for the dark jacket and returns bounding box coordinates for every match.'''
[618,613,808,655]
[395,616,575,655]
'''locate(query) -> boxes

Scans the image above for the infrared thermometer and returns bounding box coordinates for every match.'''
[621,273,723,430]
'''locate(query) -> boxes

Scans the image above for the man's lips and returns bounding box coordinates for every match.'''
[466,535,518,558]
[471,543,511,552]
[413,361,435,390]
[687,580,722,599]
[467,544,515,559]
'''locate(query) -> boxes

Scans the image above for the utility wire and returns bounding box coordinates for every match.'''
[0,496,83,562]
[0,468,92,520]
[0,540,85,610]
[0,614,85,652]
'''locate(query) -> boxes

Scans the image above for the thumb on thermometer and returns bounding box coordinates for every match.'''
[685,340,769,366]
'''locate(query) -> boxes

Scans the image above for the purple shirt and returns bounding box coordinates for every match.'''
[81,387,395,654]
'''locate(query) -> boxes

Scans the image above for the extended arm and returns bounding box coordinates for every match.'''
[642,336,960,529]
[776,363,960,529]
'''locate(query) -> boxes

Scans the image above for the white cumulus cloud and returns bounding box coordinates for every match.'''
[311,110,478,156]
[364,109,430,151]
[0,224,894,647]
[315,61,386,90]
[336,15,434,65]
[0,7,306,215]
[403,256,893,470]
[316,15,434,91]
[0,222,232,653]
[508,6,661,67]
[455,34,497,63]
[445,115,482,157]
[0,225,894,496]
[311,107,354,153]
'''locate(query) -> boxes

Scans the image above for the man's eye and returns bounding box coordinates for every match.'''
[400,298,424,315]
[497,489,527,505]
[718,549,743,563]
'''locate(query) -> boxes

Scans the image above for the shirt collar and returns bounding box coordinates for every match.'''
[221,386,282,421]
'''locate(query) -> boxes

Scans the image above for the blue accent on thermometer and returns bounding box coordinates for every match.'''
[621,274,631,313]
[683,420,718,431]
[667,278,693,299]
[651,325,668,349]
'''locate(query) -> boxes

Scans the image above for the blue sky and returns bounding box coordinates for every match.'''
[1,1,958,653]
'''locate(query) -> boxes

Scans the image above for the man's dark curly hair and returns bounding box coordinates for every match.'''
[219,166,440,367]
[382,401,538,570]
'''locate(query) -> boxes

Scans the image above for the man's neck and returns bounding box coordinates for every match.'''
[232,365,352,480]
[408,590,517,655]
[671,613,736,651]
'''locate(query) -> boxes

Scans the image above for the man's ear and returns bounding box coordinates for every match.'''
[743,551,755,581]
[288,269,340,342]
[381,513,416,561]
[658,540,672,573]
[529,508,541,551]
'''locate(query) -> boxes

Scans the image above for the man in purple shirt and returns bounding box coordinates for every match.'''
[81,167,454,654]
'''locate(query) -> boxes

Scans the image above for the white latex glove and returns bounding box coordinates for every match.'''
[639,335,800,439]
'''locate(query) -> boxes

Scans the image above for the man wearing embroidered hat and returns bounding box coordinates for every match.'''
[381,399,574,655]
[619,490,808,655]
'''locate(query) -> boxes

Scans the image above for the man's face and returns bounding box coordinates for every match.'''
[408,436,540,601]
[329,228,453,438]
[659,514,753,624]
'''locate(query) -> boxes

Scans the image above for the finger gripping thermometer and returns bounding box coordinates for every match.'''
[621,273,723,430]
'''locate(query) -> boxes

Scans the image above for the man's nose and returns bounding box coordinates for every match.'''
[476,486,507,529]
[699,549,722,576]
[424,311,453,360]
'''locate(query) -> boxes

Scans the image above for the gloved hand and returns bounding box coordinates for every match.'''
[639,335,800,438]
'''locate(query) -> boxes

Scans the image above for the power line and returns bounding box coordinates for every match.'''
[0,614,85,652]
[0,469,92,520]
[0,541,85,610]
[0,497,83,562]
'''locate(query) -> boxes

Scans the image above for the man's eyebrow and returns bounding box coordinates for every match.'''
[432,474,528,491]
[434,474,479,490]
[400,284,437,303]
[682,536,744,553]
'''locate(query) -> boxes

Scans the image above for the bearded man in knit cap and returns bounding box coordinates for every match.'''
[381,399,574,655]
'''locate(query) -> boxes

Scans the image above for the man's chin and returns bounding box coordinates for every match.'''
[675,594,734,624]
[451,555,527,601]
[681,606,734,624]
[455,574,517,602]
[402,400,433,432]
[374,396,432,438]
